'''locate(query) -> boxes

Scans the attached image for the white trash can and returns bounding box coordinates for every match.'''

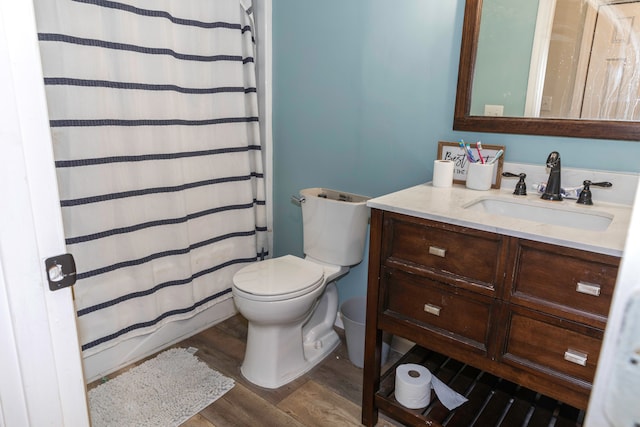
[340,296,390,368]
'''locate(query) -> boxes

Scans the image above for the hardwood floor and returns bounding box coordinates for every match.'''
[88,314,587,426]
[89,314,401,427]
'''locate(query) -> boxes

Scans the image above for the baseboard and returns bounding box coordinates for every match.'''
[334,311,344,329]
[391,335,415,355]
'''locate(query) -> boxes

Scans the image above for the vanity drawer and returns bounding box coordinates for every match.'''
[382,268,493,352]
[509,238,619,326]
[502,309,603,385]
[382,213,505,290]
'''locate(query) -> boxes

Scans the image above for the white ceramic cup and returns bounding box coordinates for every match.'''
[465,162,495,191]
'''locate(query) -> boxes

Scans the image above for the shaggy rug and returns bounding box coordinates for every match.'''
[88,347,234,426]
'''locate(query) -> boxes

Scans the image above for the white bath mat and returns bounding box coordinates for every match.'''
[88,347,234,427]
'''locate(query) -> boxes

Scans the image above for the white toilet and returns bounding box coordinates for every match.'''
[232,188,370,389]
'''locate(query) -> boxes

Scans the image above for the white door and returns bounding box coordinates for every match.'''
[585,184,640,426]
[579,2,640,119]
[0,0,89,425]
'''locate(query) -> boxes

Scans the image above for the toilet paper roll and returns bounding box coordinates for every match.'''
[395,364,432,409]
[433,160,454,188]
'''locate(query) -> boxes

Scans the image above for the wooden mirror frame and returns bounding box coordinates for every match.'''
[453,0,640,141]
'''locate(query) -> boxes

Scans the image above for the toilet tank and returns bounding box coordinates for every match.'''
[300,188,370,266]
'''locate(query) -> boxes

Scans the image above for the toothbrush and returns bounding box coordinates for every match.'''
[488,149,504,165]
[466,144,477,163]
[459,140,474,163]
[476,141,485,164]
[458,140,466,153]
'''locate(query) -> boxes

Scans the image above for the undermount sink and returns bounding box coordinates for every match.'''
[463,197,613,231]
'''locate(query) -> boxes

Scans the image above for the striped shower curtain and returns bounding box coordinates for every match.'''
[33,0,267,356]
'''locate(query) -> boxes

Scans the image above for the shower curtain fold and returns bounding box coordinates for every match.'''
[34,0,267,357]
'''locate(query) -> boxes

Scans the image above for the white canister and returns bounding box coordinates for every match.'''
[465,162,495,191]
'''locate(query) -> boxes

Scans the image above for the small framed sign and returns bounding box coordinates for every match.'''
[437,141,505,189]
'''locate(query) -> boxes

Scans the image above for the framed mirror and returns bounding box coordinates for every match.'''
[454,0,640,141]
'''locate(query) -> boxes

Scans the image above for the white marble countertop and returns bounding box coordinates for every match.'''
[367,183,632,257]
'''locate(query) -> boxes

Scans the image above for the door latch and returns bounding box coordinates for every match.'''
[45,254,77,291]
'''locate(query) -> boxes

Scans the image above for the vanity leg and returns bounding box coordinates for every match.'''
[361,329,382,426]
[362,209,384,426]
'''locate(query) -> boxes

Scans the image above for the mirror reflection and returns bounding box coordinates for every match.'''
[471,0,640,120]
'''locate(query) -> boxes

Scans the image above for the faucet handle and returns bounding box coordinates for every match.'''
[576,180,612,205]
[589,181,613,188]
[502,172,527,196]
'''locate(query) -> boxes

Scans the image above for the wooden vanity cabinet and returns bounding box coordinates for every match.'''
[362,209,620,427]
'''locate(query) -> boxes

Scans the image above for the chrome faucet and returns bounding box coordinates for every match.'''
[541,151,562,201]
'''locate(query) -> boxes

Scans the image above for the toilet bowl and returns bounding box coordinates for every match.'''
[232,188,370,389]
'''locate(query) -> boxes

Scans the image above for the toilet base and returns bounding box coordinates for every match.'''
[302,327,340,367]
[240,283,341,389]
[241,327,340,389]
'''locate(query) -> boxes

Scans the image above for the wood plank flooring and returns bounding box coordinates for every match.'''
[88,314,401,427]
[88,314,587,427]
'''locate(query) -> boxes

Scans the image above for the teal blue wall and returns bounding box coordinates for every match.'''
[272,0,640,305]
[471,0,539,116]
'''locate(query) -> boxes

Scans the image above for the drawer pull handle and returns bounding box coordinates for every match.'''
[576,282,601,297]
[424,304,441,316]
[428,246,446,258]
[564,349,588,366]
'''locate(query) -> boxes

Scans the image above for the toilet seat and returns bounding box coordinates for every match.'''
[233,255,325,302]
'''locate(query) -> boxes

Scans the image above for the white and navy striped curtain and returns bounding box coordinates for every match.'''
[33,0,267,356]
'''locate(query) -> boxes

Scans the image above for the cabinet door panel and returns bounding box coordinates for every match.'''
[382,268,493,352]
[383,213,504,290]
[503,310,603,384]
[509,239,619,326]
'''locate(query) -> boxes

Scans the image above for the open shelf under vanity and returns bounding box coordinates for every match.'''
[378,345,585,427]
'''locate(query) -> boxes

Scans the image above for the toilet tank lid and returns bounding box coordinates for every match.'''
[233,255,324,296]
